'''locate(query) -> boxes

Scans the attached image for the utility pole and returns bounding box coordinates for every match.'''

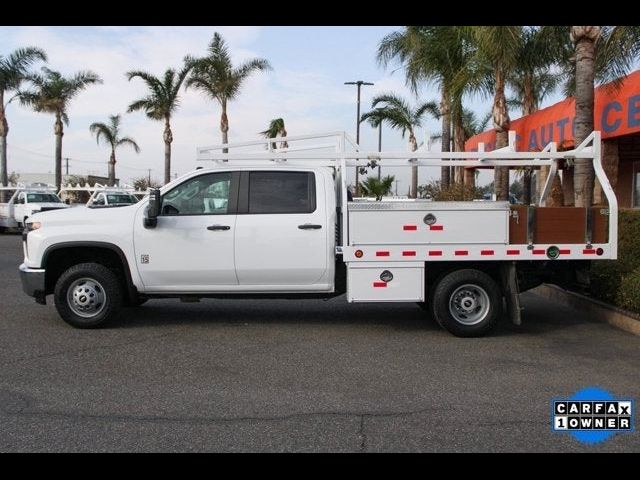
[64,158,69,175]
[395,180,399,196]
[147,168,152,187]
[344,80,374,197]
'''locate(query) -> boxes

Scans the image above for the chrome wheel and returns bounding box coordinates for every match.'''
[448,284,490,326]
[66,277,107,318]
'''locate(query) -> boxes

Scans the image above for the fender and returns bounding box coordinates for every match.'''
[42,241,138,302]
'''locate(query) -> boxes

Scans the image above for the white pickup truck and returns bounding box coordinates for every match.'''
[19,131,617,336]
[1,186,70,231]
[58,184,141,208]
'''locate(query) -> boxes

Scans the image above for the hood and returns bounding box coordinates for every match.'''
[28,203,70,210]
[30,202,140,224]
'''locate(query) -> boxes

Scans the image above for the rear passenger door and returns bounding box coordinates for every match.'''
[234,170,328,287]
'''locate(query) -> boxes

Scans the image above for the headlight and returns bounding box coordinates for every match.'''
[26,221,42,232]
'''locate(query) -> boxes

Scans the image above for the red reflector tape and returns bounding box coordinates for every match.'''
[532,249,546,255]
[402,251,416,256]
[559,249,571,254]
[429,225,444,231]
[583,249,596,254]
[373,282,387,288]
[481,250,494,256]
[376,251,390,257]
[506,250,520,255]
[428,250,443,256]
[403,225,417,231]
[455,250,468,256]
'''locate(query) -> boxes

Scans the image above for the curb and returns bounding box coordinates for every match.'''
[531,284,640,336]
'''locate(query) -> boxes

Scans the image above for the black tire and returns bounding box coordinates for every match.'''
[431,269,501,337]
[54,262,123,328]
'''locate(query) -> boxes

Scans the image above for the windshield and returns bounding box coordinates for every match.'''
[26,193,62,203]
[106,194,138,204]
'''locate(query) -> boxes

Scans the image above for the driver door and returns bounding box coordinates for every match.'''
[134,171,239,292]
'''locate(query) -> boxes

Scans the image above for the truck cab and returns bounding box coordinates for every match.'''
[89,191,139,208]
[0,187,69,230]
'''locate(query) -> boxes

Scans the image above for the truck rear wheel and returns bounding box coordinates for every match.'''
[431,269,501,337]
[54,263,123,328]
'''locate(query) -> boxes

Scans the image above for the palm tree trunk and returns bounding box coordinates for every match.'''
[493,70,511,201]
[522,170,532,205]
[440,89,451,188]
[108,149,116,186]
[550,171,564,206]
[164,116,173,185]
[409,132,418,199]
[221,100,229,154]
[562,166,574,206]
[452,102,465,185]
[571,26,600,208]
[54,112,63,192]
[522,75,536,205]
[0,96,7,203]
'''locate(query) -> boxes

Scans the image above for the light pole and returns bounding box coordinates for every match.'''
[377,111,383,180]
[345,80,373,196]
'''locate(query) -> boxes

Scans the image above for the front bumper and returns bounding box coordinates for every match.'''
[19,263,46,304]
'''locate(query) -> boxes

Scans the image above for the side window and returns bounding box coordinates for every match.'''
[17,193,24,204]
[94,194,105,205]
[161,172,232,216]
[248,172,315,214]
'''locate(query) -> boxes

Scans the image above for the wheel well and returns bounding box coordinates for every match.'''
[425,262,502,295]
[43,245,136,301]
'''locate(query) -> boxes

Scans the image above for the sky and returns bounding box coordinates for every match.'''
[0,26,567,192]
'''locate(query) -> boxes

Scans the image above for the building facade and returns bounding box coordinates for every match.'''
[465,70,640,208]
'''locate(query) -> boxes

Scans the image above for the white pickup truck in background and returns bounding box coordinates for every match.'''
[58,183,142,208]
[0,186,70,231]
[18,131,617,337]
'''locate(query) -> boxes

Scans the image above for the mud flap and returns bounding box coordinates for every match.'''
[500,261,521,326]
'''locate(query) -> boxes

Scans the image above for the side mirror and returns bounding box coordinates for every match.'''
[144,188,161,229]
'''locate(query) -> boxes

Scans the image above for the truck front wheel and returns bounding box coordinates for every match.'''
[54,263,123,328]
[431,269,501,337]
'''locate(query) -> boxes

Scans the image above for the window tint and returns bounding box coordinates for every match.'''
[161,172,232,215]
[26,193,61,203]
[248,172,315,214]
[106,194,137,204]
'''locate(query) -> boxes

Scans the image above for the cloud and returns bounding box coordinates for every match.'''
[0,26,455,189]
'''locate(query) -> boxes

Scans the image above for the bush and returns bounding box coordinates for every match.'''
[590,209,640,313]
[418,180,482,201]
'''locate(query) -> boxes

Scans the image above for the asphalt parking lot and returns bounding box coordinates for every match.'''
[0,233,638,452]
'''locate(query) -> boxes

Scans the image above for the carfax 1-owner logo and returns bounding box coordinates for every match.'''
[552,387,635,444]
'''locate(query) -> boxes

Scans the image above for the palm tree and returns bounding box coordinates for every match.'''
[126,64,192,185]
[89,114,140,186]
[361,93,438,199]
[260,118,288,149]
[0,47,47,199]
[185,32,271,152]
[359,175,395,200]
[18,67,101,191]
[377,27,471,188]
[570,26,640,207]
[508,26,561,205]
[468,26,523,201]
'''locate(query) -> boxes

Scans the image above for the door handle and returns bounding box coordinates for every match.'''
[207,225,230,231]
[298,224,322,230]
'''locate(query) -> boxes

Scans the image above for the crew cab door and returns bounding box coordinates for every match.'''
[133,171,239,291]
[234,170,329,287]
